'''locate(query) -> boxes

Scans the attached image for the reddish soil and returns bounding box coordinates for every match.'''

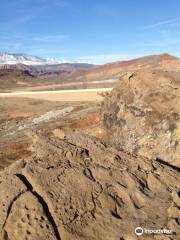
[73,116,100,128]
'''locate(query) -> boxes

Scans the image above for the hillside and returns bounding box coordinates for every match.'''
[64,53,179,82]
[0,64,95,91]
[0,69,35,90]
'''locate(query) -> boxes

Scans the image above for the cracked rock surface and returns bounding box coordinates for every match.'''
[101,69,180,168]
[0,131,179,240]
[4,191,57,240]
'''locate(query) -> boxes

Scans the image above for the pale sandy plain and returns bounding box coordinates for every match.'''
[0,88,112,101]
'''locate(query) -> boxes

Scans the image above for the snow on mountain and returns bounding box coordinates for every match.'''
[0,53,60,66]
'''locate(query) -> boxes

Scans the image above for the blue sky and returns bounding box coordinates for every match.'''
[0,0,180,63]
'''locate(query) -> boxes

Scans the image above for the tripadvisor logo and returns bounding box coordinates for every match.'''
[135,226,173,236]
[135,227,144,236]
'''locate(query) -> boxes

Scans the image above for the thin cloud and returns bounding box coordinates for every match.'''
[145,37,180,47]
[75,54,142,64]
[144,29,180,48]
[33,34,68,42]
[23,48,69,57]
[20,0,69,8]
[145,18,180,29]
[0,7,43,31]
[0,42,22,52]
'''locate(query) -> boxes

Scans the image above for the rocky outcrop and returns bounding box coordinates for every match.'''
[0,132,179,239]
[101,69,180,168]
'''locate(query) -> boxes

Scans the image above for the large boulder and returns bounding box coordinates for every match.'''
[101,69,180,168]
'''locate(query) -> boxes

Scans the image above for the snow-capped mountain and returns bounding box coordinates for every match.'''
[0,52,60,66]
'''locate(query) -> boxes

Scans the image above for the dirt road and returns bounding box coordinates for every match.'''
[0,88,112,101]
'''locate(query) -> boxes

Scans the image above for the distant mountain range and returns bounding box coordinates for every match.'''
[0,52,95,67]
[0,52,95,78]
[0,52,58,65]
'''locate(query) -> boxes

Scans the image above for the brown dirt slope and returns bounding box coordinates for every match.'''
[64,54,178,82]
[0,69,35,90]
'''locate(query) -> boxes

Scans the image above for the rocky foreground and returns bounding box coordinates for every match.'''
[0,69,179,240]
[0,131,179,240]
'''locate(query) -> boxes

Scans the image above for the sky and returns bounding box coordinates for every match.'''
[0,0,180,64]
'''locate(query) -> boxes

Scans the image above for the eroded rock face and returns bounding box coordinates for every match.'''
[101,69,180,168]
[0,132,179,240]
[5,191,57,240]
